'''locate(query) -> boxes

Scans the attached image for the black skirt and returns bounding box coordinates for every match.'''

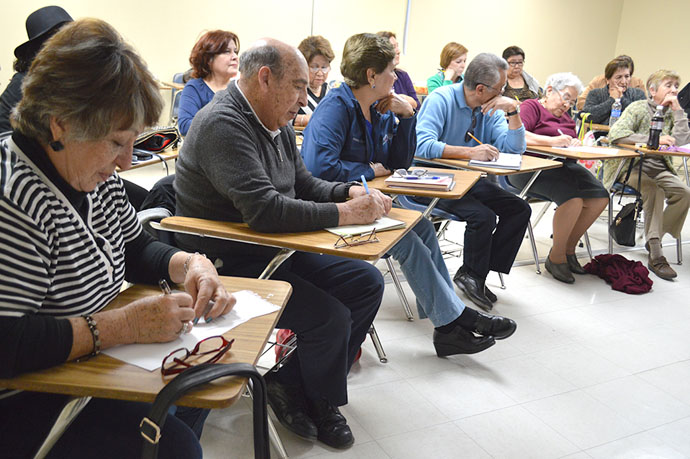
[507,160,608,205]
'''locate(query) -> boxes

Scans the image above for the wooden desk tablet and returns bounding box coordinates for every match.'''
[415,154,562,176]
[617,143,690,158]
[159,207,422,262]
[0,277,291,409]
[525,145,640,161]
[121,149,179,172]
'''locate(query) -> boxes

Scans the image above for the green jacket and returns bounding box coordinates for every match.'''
[426,71,462,94]
[603,99,690,189]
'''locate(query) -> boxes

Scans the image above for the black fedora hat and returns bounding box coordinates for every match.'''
[14,6,73,59]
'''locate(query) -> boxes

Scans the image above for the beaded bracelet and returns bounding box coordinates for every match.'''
[83,314,101,358]
[183,252,207,276]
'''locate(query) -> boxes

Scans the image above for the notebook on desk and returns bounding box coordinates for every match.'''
[468,153,522,170]
[325,216,406,238]
[384,171,455,191]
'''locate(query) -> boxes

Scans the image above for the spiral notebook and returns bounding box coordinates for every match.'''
[468,153,522,170]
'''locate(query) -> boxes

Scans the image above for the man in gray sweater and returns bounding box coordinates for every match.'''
[175,38,390,450]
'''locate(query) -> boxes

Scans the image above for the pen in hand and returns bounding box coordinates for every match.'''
[361,175,370,194]
[159,279,172,295]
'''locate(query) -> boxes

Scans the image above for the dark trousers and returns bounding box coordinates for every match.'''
[218,252,383,406]
[0,392,203,459]
[417,178,531,278]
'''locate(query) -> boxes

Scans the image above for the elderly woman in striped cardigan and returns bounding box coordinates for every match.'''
[0,18,233,459]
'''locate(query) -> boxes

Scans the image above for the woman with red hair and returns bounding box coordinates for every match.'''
[178,30,239,135]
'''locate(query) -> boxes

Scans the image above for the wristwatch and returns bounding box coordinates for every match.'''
[505,104,520,117]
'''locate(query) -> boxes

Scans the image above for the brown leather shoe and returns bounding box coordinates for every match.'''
[648,255,677,280]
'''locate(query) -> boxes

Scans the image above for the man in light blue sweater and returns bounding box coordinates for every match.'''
[416,53,531,311]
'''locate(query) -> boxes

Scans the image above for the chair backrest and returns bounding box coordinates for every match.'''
[139,174,177,245]
[496,173,551,202]
[169,72,186,125]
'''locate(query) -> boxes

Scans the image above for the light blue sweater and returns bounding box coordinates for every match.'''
[416,82,525,158]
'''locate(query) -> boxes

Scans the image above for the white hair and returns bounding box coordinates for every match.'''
[544,72,583,94]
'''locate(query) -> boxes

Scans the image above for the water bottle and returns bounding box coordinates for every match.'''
[647,105,664,150]
[609,98,622,125]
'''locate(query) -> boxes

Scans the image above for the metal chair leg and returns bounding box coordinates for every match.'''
[677,237,683,265]
[267,409,288,458]
[584,231,593,260]
[368,324,387,363]
[34,396,92,459]
[525,221,541,274]
[385,257,414,321]
[608,194,614,254]
[497,272,506,289]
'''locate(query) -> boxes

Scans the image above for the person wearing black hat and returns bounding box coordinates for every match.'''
[0,5,73,133]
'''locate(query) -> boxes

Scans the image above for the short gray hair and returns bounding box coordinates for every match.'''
[239,42,284,80]
[464,53,508,91]
[545,72,583,94]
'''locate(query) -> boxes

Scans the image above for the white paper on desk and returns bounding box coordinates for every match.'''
[553,146,620,155]
[468,152,522,169]
[103,290,280,371]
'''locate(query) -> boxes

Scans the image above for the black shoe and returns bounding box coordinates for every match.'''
[264,372,318,440]
[433,325,495,357]
[472,311,517,340]
[484,285,497,303]
[566,254,587,275]
[545,255,574,284]
[306,398,354,449]
[453,271,493,311]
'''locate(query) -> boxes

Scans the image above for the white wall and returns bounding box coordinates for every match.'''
[1,0,688,107]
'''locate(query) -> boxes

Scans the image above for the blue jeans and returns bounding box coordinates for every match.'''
[387,218,465,327]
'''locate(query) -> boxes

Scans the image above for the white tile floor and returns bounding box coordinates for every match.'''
[123,164,690,458]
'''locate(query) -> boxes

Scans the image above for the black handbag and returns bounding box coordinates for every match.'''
[134,126,180,153]
[139,362,269,459]
[609,153,644,247]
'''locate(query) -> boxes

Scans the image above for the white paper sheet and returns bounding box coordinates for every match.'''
[103,290,280,371]
[553,146,620,155]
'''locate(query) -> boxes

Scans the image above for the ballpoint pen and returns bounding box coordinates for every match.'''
[361,175,370,194]
[159,279,172,295]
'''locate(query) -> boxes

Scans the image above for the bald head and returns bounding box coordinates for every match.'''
[239,38,307,83]
[237,38,309,130]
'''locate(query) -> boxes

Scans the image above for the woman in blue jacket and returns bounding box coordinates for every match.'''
[178,30,239,135]
[302,33,516,357]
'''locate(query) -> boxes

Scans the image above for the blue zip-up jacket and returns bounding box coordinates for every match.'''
[301,83,417,182]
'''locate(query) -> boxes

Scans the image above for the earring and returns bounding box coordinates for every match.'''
[371,83,376,89]
[49,140,64,152]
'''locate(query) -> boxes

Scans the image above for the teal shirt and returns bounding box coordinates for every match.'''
[427,71,462,94]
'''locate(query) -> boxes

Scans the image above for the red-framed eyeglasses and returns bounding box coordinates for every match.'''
[161,335,235,376]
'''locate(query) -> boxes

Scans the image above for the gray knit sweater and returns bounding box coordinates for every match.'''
[175,80,350,259]
[582,85,646,124]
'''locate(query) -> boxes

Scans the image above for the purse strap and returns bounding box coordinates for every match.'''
[617,152,644,206]
[140,363,269,459]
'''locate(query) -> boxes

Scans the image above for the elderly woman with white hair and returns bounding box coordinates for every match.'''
[606,69,690,280]
[507,72,609,283]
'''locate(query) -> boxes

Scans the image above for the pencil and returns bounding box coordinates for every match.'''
[467,132,484,145]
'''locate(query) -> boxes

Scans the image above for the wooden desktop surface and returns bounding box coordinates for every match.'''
[367,168,481,199]
[0,277,292,409]
[415,154,562,175]
[525,145,640,161]
[160,207,422,261]
[589,123,610,132]
[617,143,690,158]
[119,149,179,172]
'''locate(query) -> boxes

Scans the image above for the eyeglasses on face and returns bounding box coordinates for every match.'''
[552,87,575,108]
[309,66,330,74]
[161,335,235,375]
[507,60,524,67]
